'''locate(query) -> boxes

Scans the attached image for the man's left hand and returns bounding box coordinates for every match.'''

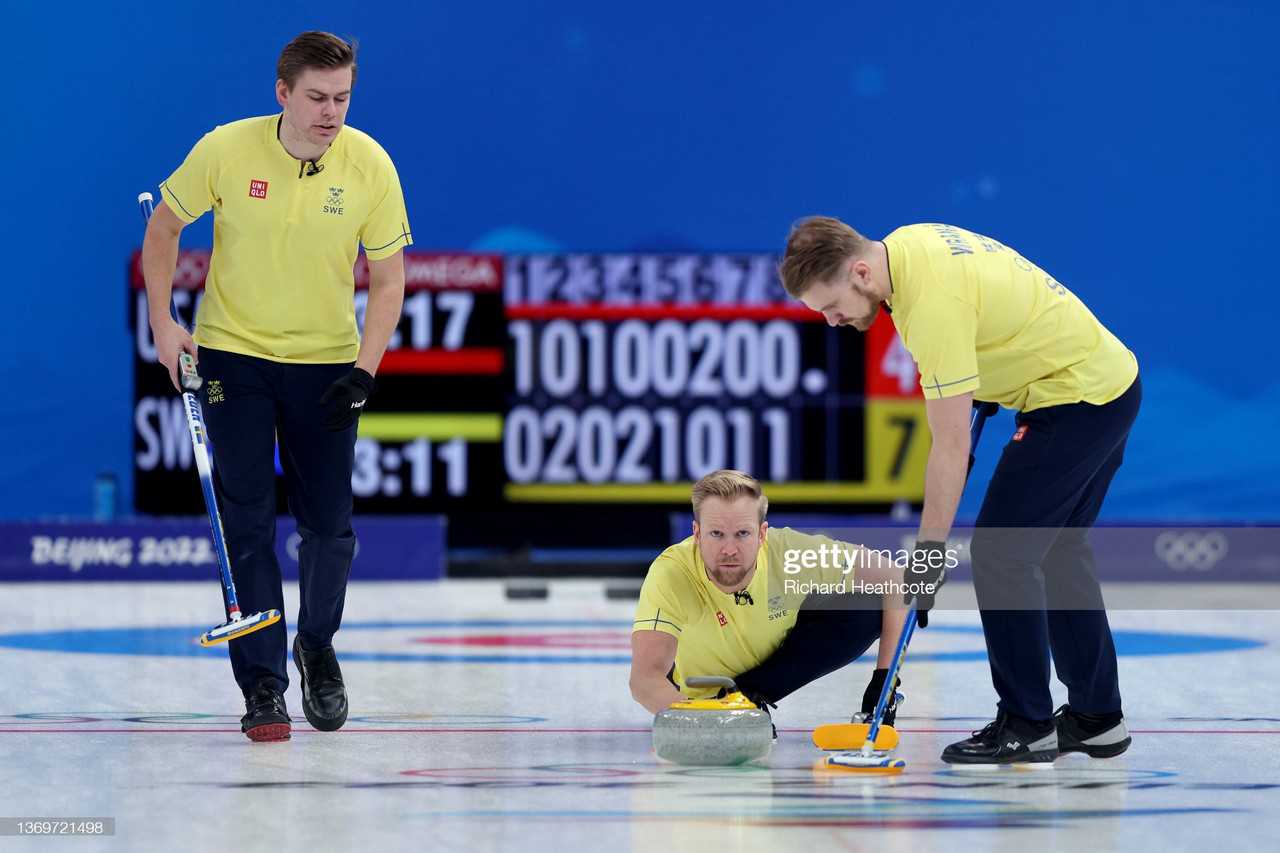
[320,368,378,432]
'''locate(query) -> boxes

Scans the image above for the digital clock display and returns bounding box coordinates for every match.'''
[129,251,507,514]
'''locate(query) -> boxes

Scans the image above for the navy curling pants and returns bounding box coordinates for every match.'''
[196,348,359,696]
[972,374,1142,722]
[733,592,883,705]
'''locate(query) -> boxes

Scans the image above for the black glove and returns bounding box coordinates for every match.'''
[319,368,378,432]
[860,668,902,727]
[905,539,947,627]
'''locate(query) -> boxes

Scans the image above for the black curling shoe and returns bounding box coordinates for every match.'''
[241,676,291,742]
[1055,704,1132,758]
[942,709,1058,766]
[292,635,349,732]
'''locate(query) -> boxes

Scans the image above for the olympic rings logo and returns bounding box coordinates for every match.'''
[1153,531,1228,571]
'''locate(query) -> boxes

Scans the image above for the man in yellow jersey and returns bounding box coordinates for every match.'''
[779,218,1140,766]
[141,32,411,742]
[631,470,910,730]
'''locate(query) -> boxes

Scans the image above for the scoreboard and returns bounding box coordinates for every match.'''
[129,250,928,516]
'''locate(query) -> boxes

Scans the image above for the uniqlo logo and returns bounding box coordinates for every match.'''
[716,611,727,627]
[249,180,268,199]
[1012,425,1028,442]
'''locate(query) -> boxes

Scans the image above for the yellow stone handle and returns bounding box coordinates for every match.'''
[668,691,758,711]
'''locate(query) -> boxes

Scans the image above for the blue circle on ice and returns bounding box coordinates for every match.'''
[0,621,1263,663]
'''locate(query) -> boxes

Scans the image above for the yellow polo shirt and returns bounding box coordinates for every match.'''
[883,224,1137,411]
[634,526,874,698]
[160,114,412,363]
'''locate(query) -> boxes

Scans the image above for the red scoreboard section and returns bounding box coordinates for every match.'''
[129,250,927,514]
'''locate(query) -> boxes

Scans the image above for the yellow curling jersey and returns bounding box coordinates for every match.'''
[633,526,867,698]
[160,114,412,363]
[883,224,1137,411]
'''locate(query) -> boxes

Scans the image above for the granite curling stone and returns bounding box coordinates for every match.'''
[652,676,774,766]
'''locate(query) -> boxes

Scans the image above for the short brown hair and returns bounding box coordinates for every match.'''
[778,216,872,299]
[277,31,358,90]
[691,470,768,524]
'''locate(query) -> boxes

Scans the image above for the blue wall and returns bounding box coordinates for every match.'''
[5,0,1277,521]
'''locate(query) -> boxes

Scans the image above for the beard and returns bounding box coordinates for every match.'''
[843,303,879,331]
[706,561,751,590]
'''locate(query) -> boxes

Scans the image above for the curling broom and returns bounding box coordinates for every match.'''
[825,401,998,772]
[138,192,282,645]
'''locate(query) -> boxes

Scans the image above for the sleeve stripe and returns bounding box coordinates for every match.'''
[923,373,979,396]
[364,223,412,253]
[634,608,681,633]
[159,180,199,220]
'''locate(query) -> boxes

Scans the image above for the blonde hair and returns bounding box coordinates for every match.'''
[691,470,768,524]
[778,216,872,299]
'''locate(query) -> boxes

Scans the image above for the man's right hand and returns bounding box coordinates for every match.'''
[151,320,198,393]
[906,539,948,627]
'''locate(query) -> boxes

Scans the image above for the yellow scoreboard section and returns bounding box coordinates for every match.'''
[860,314,930,500]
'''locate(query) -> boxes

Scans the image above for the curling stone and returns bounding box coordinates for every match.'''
[652,676,774,766]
